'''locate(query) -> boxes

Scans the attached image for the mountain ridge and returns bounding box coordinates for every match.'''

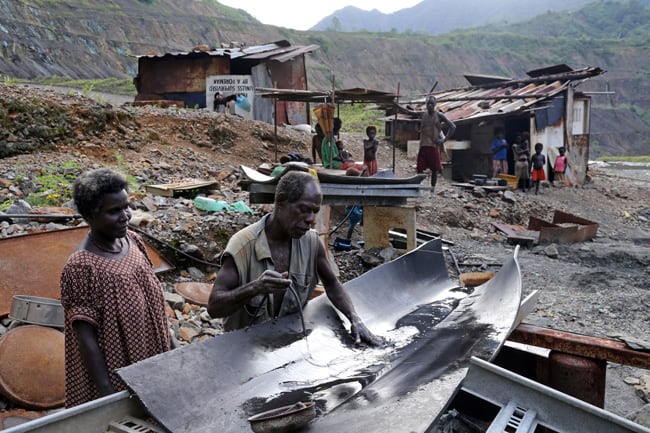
[311,0,600,33]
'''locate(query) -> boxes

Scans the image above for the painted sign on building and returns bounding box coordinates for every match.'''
[206,75,254,119]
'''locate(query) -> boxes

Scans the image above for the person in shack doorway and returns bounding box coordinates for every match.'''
[530,142,547,195]
[60,168,172,407]
[207,170,381,346]
[399,96,456,196]
[491,127,509,178]
[512,132,530,192]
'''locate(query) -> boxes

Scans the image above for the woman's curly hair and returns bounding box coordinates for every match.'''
[73,168,128,220]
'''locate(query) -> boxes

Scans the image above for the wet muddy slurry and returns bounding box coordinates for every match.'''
[242,293,501,425]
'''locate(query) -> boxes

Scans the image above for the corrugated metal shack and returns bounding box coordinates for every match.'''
[132,40,319,125]
[390,65,605,185]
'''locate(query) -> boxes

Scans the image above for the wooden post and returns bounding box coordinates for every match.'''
[392,82,400,173]
[273,98,278,162]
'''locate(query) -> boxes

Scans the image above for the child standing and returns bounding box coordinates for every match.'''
[512,134,530,192]
[363,125,379,176]
[554,147,567,186]
[530,142,546,195]
[491,127,509,178]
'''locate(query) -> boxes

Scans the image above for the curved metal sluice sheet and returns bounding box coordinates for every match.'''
[118,240,521,433]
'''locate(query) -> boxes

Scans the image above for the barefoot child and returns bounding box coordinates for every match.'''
[530,142,546,195]
[363,125,379,176]
[554,147,567,186]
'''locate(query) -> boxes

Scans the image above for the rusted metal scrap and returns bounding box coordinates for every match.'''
[0,226,173,316]
[494,209,598,245]
[528,209,598,244]
[509,323,650,369]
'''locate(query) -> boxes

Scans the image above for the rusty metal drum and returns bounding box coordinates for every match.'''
[0,325,65,409]
[548,350,606,408]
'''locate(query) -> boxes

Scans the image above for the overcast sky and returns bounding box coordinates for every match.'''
[218,1,422,31]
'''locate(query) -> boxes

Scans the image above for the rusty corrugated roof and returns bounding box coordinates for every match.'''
[133,40,318,63]
[401,66,604,124]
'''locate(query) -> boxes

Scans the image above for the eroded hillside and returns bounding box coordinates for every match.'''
[0,0,649,156]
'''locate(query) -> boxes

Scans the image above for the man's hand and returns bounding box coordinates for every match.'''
[351,319,384,347]
[253,270,291,296]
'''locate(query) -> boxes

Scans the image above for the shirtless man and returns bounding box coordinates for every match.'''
[400,96,456,195]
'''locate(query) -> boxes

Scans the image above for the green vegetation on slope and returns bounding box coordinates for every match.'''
[336,104,386,135]
[488,0,650,42]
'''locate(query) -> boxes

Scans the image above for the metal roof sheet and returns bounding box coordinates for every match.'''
[403,66,604,124]
[244,44,320,62]
[256,67,603,123]
[133,40,317,62]
[433,80,566,122]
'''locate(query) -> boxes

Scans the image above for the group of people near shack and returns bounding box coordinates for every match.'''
[309,118,380,177]
[491,126,567,195]
[60,168,381,408]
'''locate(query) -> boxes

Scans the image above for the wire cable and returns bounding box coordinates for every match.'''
[128,224,221,268]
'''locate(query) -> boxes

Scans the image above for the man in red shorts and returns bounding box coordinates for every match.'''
[402,96,456,195]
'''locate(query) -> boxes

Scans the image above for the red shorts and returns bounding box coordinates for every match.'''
[531,168,546,181]
[364,159,378,176]
[417,146,442,173]
[340,161,364,172]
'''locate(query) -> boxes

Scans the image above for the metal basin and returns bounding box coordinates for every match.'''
[0,408,45,429]
[9,295,64,328]
[173,282,213,307]
[0,325,65,409]
[248,401,316,433]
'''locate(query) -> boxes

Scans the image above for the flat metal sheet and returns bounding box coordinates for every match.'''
[240,164,426,186]
[0,227,174,316]
[118,240,521,433]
